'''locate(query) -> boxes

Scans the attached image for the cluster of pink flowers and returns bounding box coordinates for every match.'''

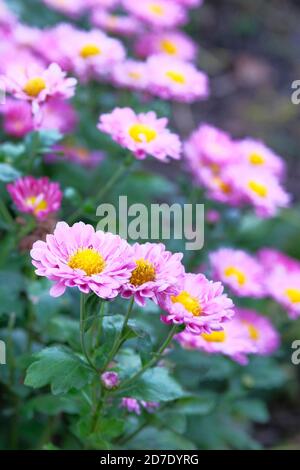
[176,307,280,365]
[30,221,234,336]
[209,246,300,321]
[185,124,290,218]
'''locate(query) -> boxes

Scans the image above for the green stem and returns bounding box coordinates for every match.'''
[100,297,134,373]
[0,199,15,229]
[90,389,107,434]
[119,324,178,390]
[80,293,98,373]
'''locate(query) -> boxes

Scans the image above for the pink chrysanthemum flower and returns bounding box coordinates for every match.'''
[123,0,186,29]
[135,31,197,62]
[237,308,280,356]
[7,176,62,221]
[174,0,203,6]
[147,55,209,103]
[11,23,42,50]
[4,62,77,112]
[0,98,34,137]
[98,107,182,161]
[264,267,300,319]
[40,98,78,133]
[160,273,234,335]
[64,29,125,81]
[46,144,104,168]
[175,316,256,365]
[111,60,149,91]
[227,166,290,218]
[258,248,300,273]
[121,242,184,307]
[42,0,86,16]
[91,9,142,36]
[235,138,285,178]
[30,222,135,298]
[209,248,265,298]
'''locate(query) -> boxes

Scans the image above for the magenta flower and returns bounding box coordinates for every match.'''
[30,222,135,298]
[264,267,300,319]
[175,317,256,365]
[123,0,187,29]
[111,60,149,91]
[135,31,197,62]
[46,144,103,168]
[237,308,280,356]
[209,248,265,298]
[4,62,77,113]
[42,0,87,17]
[147,55,209,103]
[7,176,62,221]
[227,166,290,218]
[235,138,285,178]
[101,371,120,390]
[160,273,234,334]
[121,398,159,415]
[121,242,185,307]
[0,98,34,137]
[98,107,182,161]
[259,248,300,273]
[91,9,142,36]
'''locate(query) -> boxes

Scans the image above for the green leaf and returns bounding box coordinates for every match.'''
[24,346,94,395]
[232,399,269,423]
[174,394,217,416]
[125,367,186,402]
[24,394,79,418]
[0,163,21,182]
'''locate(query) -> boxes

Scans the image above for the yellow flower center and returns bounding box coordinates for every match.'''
[249,152,265,165]
[128,71,142,80]
[26,196,48,215]
[224,266,246,286]
[246,323,260,341]
[161,39,178,55]
[171,291,202,316]
[23,77,46,97]
[201,330,226,342]
[149,3,164,15]
[285,288,300,304]
[248,180,268,198]
[68,248,106,276]
[166,70,186,84]
[212,177,231,194]
[80,43,101,59]
[129,123,157,143]
[130,258,156,286]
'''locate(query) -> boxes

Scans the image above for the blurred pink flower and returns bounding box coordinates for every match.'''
[98,107,182,161]
[147,55,209,103]
[46,144,103,168]
[209,248,265,298]
[123,0,187,29]
[111,60,149,91]
[91,9,142,36]
[235,138,285,178]
[7,176,62,221]
[135,30,197,61]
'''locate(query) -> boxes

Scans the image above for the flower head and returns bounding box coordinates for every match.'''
[91,9,142,36]
[160,273,234,334]
[7,176,62,221]
[42,0,87,16]
[121,242,185,306]
[147,55,209,103]
[46,144,104,168]
[209,248,265,298]
[4,62,77,111]
[121,398,159,414]
[101,371,120,389]
[237,308,280,356]
[30,222,135,298]
[98,107,182,161]
[235,138,285,178]
[123,0,187,29]
[264,266,300,319]
[111,60,149,91]
[135,31,197,61]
